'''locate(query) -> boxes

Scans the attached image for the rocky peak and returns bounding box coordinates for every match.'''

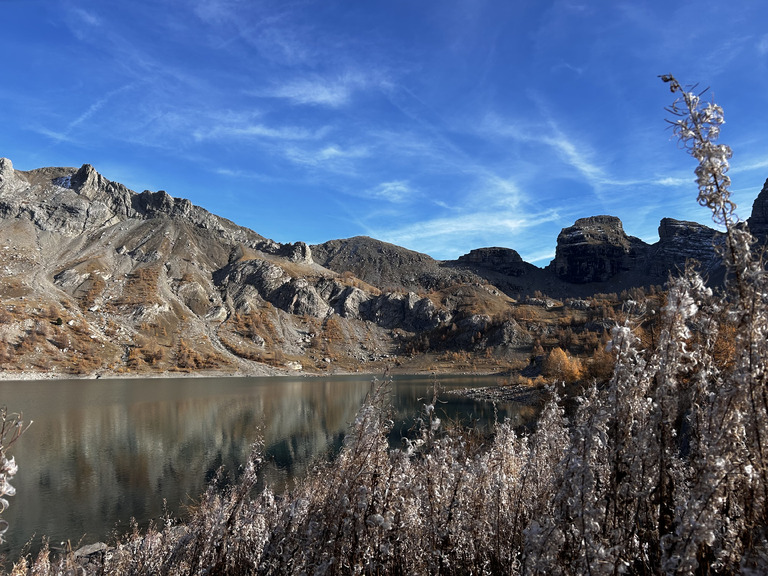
[133,189,194,219]
[311,236,468,291]
[648,218,719,277]
[0,157,15,184]
[456,247,528,277]
[747,178,768,242]
[558,215,630,247]
[552,215,643,283]
[657,217,715,245]
[274,241,314,264]
[70,163,102,197]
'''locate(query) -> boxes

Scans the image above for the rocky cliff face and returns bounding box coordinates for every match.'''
[747,178,768,243]
[547,215,721,286]
[648,218,720,277]
[551,216,644,284]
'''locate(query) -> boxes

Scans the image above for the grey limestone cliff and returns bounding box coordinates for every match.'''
[551,216,645,284]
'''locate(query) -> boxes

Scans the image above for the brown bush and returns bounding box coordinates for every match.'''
[542,346,583,382]
[586,342,615,382]
[141,344,164,365]
[0,308,13,324]
[323,315,344,342]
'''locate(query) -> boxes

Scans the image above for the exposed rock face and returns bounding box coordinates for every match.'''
[456,247,530,277]
[549,215,722,285]
[648,218,719,277]
[747,178,768,242]
[361,292,445,332]
[552,216,643,283]
[486,319,533,349]
[274,241,314,264]
[0,157,15,185]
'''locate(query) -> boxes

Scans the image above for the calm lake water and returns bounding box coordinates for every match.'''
[0,374,538,561]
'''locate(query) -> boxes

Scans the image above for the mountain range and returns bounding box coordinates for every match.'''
[1,157,765,377]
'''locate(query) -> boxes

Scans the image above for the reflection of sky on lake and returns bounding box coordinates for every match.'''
[0,374,537,560]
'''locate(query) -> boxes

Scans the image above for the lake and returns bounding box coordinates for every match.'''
[0,374,538,561]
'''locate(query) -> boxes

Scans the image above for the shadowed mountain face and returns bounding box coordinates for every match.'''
[747,178,768,242]
[0,157,760,377]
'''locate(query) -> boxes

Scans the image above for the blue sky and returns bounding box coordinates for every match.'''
[2,0,767,264]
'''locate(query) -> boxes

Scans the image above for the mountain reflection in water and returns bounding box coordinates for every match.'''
[0,374,537,560]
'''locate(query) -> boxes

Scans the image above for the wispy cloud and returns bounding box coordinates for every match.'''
[525,249,557,265]
[61,5,104,41]
[480,111,690,197]
[258,73,372,108]
[213,166,290,184]
[71,7,101,27]
[652,176,691,187]
[70,84,134,129]
[540,127,605,184]
[281,143,370,174]
[195,122,330,142]
[31,126,73,144]
[365,181,414,203]
[192,0,238,25]
[759,34,768,56]
[551,61,584,75]
[733,157,768,173]
[365,172,553,259]
[32,84,135,144]
[482,109,615,192]
[190,1,325,66]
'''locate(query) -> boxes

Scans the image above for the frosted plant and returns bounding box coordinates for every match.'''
[0,407,29,545]
[659,75,768,575]
[522,77,768,575]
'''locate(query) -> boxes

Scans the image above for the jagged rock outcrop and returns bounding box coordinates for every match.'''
[549,215,723,285]
[0,162,270,250]
[648,218,720,277]
[0,157,15,185]
[747,178,768,242]
[360,292,446,332]
[486,319,533,348]
[551,216,645,283]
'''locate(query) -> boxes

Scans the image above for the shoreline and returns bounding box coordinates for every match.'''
[0,365,515,382]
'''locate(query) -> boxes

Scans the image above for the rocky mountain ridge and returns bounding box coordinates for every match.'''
[0,157,765,377]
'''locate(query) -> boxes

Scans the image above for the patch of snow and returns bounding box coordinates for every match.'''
[53,176,72,189]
